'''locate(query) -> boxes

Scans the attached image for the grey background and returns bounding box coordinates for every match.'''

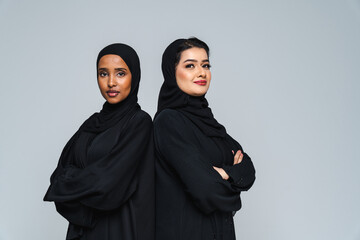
[0,0,359,239]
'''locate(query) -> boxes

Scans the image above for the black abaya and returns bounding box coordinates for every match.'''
[154,39,255,240]
[44,44,154,240]
[154,110,254,240]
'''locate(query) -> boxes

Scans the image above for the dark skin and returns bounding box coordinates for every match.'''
[97,54,132,104]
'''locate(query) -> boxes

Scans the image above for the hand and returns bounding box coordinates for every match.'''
[232,150,243,165]
[213,166,229,180]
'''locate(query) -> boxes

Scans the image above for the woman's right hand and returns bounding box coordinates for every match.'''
[232,150,243,165]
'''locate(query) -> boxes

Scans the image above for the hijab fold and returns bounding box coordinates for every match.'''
[82,43,141,133]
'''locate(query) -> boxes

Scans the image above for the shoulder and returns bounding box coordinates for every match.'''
[154,109,187,127]
[126,109,153,130]
[154,109,195,140]
[133,109,152,123]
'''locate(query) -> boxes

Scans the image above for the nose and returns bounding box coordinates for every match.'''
[107,74,116,87]
[198,67,206,78]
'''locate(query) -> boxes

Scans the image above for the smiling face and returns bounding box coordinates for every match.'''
[97,54,132,104]
[175,47,211,97]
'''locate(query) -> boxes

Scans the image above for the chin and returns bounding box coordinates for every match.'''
[190,91,207,97]
[181,86,209,97]
[194,89,208,96]
[107,98,122,104]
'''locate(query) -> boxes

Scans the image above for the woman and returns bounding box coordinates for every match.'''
[154,38,256,240]
[44,43,154,240]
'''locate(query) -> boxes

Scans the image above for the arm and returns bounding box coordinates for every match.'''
[222,152,256,190]
[154,110,242,214]
[45,112,153,212]
[54,202,94,228]
[222,136,256,190]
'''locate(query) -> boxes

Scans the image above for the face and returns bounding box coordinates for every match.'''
[175,47,211,97]
[97,54,132,104]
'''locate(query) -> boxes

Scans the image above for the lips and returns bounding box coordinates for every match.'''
[106,90,120,97]
[194,80,207,86]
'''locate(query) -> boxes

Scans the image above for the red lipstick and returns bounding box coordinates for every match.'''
[194,80,207,86]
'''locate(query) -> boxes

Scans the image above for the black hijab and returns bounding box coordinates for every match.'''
[52,43,141,170]
[82,43,141,133]
[155,39,227,138]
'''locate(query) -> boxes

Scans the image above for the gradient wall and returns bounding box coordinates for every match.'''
[0,0,359,239]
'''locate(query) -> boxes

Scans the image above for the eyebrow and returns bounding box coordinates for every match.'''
[183,59,209,63]
[98,67,127,71]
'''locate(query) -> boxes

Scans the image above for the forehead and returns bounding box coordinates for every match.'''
[98,54,129,68]
[180,47,208,61]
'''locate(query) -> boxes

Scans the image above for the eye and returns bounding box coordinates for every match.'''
[203,64,211,69]
[99,71,108,77]
[185,64,195,69]
[117,71,126,77]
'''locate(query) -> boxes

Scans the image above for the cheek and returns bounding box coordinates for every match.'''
[176,70,194,91]
[97,79,106,92]
[121,77,132,94]
[176,69,191,82]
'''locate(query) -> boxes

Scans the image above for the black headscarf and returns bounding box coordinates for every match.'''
[155,39,227,138]
[53,43,141,170]
[82,43,141,133]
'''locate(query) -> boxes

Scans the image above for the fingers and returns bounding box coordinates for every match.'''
[234,150,241,164]
[233,150,243,165]
[213,166,229,180]
[232,150,237,165]
[238,151,244,164]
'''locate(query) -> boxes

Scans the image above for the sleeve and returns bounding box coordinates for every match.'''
[44,133,96,228]
[44,112,153,216]
[222,152,256,191]
[154,110,242,214]
[54,202,94,228]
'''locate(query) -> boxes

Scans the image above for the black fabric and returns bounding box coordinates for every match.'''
[154,110,255,240]
[156,39,226,138]
[85,43,141,133]
[44,43,154,240]
[154,39,256,240]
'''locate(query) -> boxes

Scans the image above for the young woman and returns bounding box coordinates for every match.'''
[154,38,256,240]
[44,43,154,240]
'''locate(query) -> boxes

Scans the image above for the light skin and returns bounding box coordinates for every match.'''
[175,47,244,180]
[97,54,132,104]
[175,47,211,96]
